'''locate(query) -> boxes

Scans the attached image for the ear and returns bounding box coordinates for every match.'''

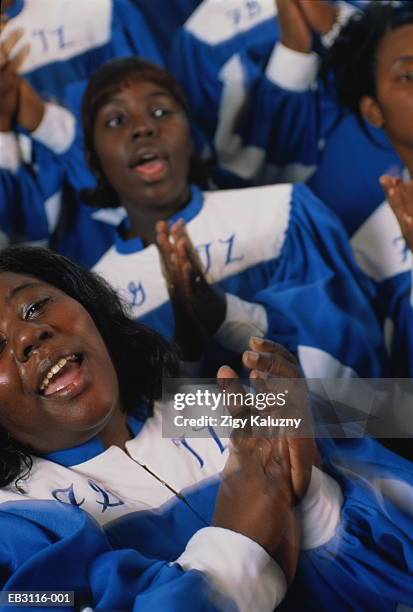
[360,96,384,128]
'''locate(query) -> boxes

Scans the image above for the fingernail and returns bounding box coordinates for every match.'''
[245,350,259,363]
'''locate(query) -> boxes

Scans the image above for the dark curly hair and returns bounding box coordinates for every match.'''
[323,1,413,133]
[0,246,179,489]
[81,57,210,207]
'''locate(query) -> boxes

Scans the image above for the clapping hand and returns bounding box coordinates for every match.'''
[0,19,44,132]
[214,338,317,582]
[156,219,226,359]
[380,174,413,253]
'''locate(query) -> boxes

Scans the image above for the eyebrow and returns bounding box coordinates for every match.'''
[393,55,413,66]
[101,90,173,107]
[6,282,45,304]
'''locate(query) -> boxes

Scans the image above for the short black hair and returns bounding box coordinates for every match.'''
[0,246,179,489]
[81,57,209,207]
[324,2,413,130]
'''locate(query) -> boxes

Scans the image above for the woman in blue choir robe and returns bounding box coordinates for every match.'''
[0,246,411,611]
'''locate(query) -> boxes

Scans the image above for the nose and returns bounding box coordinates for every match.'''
[15,323,53,363]
[131,117,156,139]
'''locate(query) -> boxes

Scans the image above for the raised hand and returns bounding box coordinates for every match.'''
[297,0,339,36]
[170,219,226,335]
[156,219,226,340]
[0,23,44,132]
[275,0,312,53]
[243,336,316,501]
[215,357,301,582]
[0,64,20,131]
[380,174,413,253]
[213,433,295,557]
[0,26,30,71]
[156,219,206,360]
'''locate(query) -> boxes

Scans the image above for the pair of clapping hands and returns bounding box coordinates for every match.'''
[0,17,44,132]
[213,336,317,583]
[156,219,226,360]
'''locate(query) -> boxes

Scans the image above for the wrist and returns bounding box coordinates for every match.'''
[280,35,310,55]
[20,96,45,133]
[315,5,339,35]
[0,115,13,132]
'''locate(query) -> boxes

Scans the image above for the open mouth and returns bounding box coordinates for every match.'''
[131,152,167,180]
[39,353,84,397]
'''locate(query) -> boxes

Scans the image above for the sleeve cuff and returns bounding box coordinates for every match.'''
[214,293,268,353]
[0,132,21,173]
[176,526,287,612]
[31,102,76,154]
[265,42,320,92]
[298,466,343,550]
[321,1,358,48]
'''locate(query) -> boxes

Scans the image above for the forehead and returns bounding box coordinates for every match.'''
[0,272,57,300]
[96,79,176,110]
[376,23,413,68]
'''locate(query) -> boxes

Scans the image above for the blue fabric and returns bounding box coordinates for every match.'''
[1,434,411,610]
[5,0,163,102]
[286,437,413,611]
[133,0,202,59]
[0,501,220,611]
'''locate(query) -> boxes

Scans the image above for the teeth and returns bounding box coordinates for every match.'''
[139,153,157,164]
[39,354,77,392]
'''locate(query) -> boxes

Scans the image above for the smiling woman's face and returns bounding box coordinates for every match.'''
[0,272,122,453]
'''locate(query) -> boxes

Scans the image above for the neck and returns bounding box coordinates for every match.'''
[123,186,191,244]
[98,406,131,449]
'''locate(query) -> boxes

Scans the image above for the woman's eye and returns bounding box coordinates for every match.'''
[151,107,169,119]
[400,71,413,82]
[106,114,125,128]
[23,298,50,320]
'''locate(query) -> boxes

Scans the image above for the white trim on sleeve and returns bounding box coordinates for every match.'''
[214,293,268,353]
[176,526,287,612]
[321,1,359,48]
[0,132,21,173]
[31,102,76,154]
[265,43,319,92]
[299,466,343,550]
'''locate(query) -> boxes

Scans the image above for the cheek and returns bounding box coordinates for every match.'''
[0,398,33,433]
[93,137,125,186]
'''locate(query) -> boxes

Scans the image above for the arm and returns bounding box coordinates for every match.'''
[242,339,413,608]
[234,184,386,378]
[155,186,385,379]
[0,35,67,241]
[298,435,413,609]
[0,434,294,612]
[187,183,384,377]
[0,501,223,611]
